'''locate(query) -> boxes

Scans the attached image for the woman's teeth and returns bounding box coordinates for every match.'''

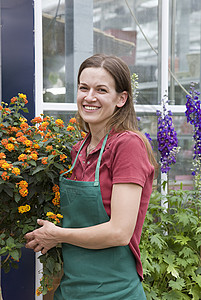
[84,106,99,110]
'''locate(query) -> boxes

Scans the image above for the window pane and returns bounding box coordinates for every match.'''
[93,0,158,105]
[169,0,201,105]
[42,0,66,103]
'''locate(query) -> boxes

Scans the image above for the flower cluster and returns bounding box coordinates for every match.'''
[185,83,201,191]
[0,94,83,295]
[157,95,180,173]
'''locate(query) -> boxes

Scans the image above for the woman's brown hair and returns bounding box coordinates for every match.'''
[76,53,158,170]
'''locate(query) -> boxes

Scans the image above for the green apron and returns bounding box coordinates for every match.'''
[54,134,146,300]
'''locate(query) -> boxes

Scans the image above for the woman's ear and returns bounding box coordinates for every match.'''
[116,91,128,108]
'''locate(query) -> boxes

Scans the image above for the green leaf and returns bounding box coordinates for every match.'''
[169,277,185,291]
[32,165,45,175]
[174,235,191,246]
[167,264,179,278]
[150,234,167,250]
[46,256,55,274]
[10,249,20,261]
[6,236,15,248]
[20,107,29,113]
[14,192,21,203]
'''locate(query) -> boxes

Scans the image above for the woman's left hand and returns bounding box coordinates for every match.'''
[25,219,59,254]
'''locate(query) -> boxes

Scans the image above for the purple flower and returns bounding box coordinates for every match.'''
[185,83,201,190]
[144,132,153,148]
[157,96,179,173]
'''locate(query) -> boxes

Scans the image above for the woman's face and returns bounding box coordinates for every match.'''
[77,67,127,131]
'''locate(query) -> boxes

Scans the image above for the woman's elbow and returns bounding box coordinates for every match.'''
[114,228,132,247]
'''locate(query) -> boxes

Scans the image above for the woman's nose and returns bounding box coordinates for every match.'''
[84,90,97,101]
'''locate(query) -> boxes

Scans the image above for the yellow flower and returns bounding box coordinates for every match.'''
[46,212,54,217]
[24,139,33,147]
[18,154,27,161]
[36,287,42,296]
[55,119,64,127]
[12,167,21,176]
[18,204,31,214]
[18,93,26,99]
[29,153,38,161]
[1,162,11,170]
[56,214,63,219]
[67,125,75,131]
[5,143,15,152]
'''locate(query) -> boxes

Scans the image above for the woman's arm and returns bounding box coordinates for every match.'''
[25,183,142,254]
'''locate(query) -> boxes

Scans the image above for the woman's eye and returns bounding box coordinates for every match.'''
[79,86,87,91]
[98,88,107,93]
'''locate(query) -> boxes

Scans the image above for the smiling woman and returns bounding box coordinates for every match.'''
[25,54,157,300]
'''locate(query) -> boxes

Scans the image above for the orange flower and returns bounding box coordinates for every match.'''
[36,287,42,296]
[46,145,53,151]
[5,143,15,152]
[81,131,87,139]
[29,153,38,161]
[20,122,29,131]
[52,184,59,193]
[0,159,7,167]
[0,105,3,110]
[8,137,16,142]
[18,154,27,161]
[19,188,28,197]
[24,139,33,147]
[17,135,27,143]
[39,122,49,131]
[18,93,28,104]
[69,117,76,124]
[51,150,57,156]
[16,131,24,137]
[60,154,67,162]
[10,127,18,133]
[1,139,8,146]
[1,172,10,181]
[18,180,28,188]
[41,157,48,165]
[1,162,12,170]
[12,167,21,176]
[0,153,6,159]
[33,143,40,149]
[31,116,42,124]
[67,125,75,131]
[11,97,17,103]
[43,116,50,122]
[3,108,11,115]
[55,119,64,127]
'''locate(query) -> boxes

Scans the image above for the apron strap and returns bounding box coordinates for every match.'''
[60,136,89,179]
[94,133,109,186]
[60,133,109,185]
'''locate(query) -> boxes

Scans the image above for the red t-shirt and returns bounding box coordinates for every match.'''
[70,130,154,280]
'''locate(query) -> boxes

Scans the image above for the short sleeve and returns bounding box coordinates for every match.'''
[111,132,153,187]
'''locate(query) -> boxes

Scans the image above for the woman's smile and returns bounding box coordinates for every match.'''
[77,67,126,131]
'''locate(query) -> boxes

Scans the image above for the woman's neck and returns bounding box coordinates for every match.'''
[89,126,107,147]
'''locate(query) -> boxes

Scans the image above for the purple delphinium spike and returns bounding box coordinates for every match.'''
[157,95,180,173]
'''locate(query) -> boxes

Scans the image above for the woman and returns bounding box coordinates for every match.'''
[25,54,157,299]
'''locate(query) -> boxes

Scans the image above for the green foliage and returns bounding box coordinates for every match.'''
[0,94,82,294]
[140,187,201,299]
